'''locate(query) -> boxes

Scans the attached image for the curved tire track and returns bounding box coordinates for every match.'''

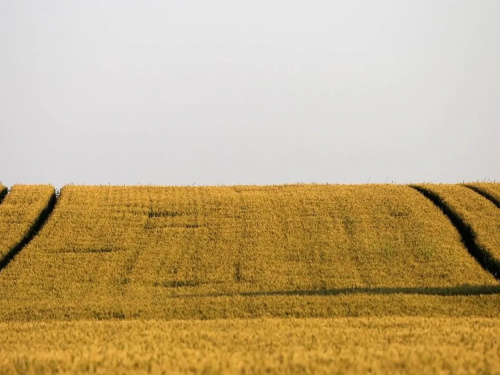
[410,185,500,282]
[0,192,58,273]
[463,185,500,210]
[0,187,7,206]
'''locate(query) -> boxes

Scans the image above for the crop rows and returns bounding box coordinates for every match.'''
[0,184,498,320]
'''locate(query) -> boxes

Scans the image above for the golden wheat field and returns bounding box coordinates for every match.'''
[0,183,499,374]
[1,318,500,375]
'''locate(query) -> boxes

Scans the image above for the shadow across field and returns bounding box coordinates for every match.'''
[169,284,500,299]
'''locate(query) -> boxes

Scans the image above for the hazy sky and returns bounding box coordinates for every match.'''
[1,0,499,188]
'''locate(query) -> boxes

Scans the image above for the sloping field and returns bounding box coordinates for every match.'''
[466,182,500,208]
[0,184,498,320]
[0,183,500,373]
[1,317,499,374]
[416,184,500,277]
[0,185,55,263]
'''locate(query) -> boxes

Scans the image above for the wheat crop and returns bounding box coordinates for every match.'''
[0,183,499,374]
[1,317,499,374]
[0,184,497,320]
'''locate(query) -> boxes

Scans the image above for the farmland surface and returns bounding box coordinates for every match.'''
[1,317,499,375]
[0,183,499,373]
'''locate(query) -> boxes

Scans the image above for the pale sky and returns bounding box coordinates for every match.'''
[1,0,499,188]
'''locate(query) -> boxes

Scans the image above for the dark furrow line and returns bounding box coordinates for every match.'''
[0,187,8,206]
[0,191,58,273]
[410,185,500,282]
[463,184,500,210]
[168,284,500,299]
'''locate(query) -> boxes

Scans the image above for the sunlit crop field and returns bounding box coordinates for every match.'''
[0,183,499,373]
[1,318,500,375]
[1,184,498,320]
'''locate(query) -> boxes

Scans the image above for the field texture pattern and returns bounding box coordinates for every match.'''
[0,183,499,374]
[0,184,498,320]
[1,318,499,375]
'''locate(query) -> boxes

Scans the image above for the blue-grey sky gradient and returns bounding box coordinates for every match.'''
[1,0,499,188]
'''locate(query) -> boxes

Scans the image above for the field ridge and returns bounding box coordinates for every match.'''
[464,184,500,209]
[0,190,58,273]
[411,185,500,281]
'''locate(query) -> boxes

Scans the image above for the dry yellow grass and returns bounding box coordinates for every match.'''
[0,184,497,320]
[0,185,55,261]
[420,184,500,267]
[1,317,499,374]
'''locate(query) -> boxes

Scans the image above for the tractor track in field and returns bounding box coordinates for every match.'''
[0,191,58,273]
[0,187,7,206]
[463,185,500,210]
[410,185,500,282]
